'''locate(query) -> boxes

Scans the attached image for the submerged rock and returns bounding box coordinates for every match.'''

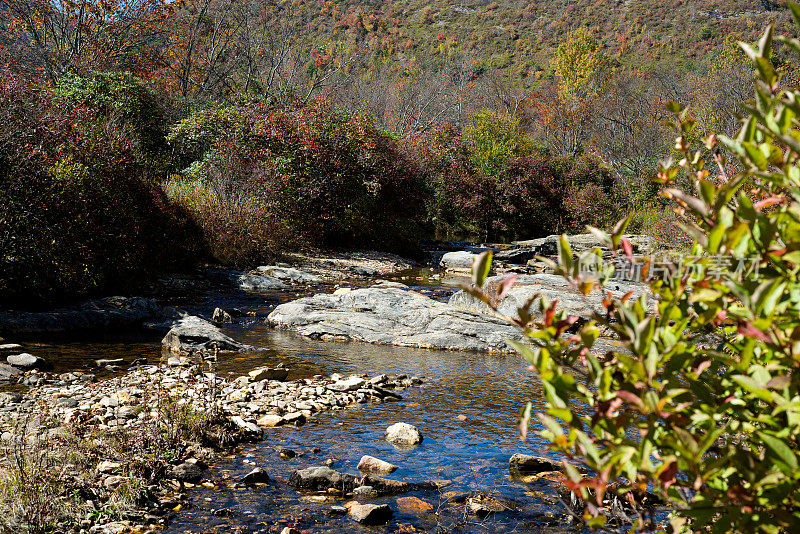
[385,422,422,449]
[162,315,246,353]
[267,288,525,352]
[509,454,565,474]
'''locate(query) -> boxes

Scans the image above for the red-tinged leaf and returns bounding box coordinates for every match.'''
[555,315,580,334]
[753,196,784,211]
[620,290,635,303]
[496,275,518,300]
[658,461,678,490]
[738,321,772,343]
[693,360,711,375]
[544,300,558,327]
[621,238,634,262]
[519,402,532,442]
[615,390,644,409]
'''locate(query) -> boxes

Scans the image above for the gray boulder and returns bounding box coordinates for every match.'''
[267,288,525,352]
[7,353,51,370]
[249,366,288,382]
[439,251,478,272]
[0,364,23,381]
[172,462,203,483]
[242,467,270,484]
[348,503,393,525]
[162,316,246,353]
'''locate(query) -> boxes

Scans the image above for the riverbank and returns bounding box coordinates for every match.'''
[0,358,423,533]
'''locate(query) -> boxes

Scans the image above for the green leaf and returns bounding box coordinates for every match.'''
[757,431,799,473]
[471,250,493,288]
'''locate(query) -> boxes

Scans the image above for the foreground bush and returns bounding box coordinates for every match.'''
[0,69,199,306]
[168,100,428,261]
[467,18,800,532]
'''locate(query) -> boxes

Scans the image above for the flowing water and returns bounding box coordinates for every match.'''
[26,272,599,533]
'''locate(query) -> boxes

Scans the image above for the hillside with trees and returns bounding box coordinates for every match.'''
[0,0,795,303]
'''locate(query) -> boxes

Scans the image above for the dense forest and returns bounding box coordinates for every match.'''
[0,0,795,303]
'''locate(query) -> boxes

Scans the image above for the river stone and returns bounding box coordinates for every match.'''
[439,251,478,272]
[328,376,365,392]
[509,454,565,473]
[288,466,358,493]
[162,315,245,353]
[0,344,23,351]
[267,288,525,352]
[348,503,393,525]
[249,366,288,382]
[7,353,52,370]
[353,485,378,499]
[255,266,322,283]
[242,467,270,484]
[0,363,23,381]
[172,462,203,482]
[256,414,284,427]
[357,455,398,475]
[449,273,652,321]
[212,308,233,324]
[385,422,422,448]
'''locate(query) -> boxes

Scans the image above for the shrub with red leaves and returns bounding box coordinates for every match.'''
[170,99,428,258]
[0,68,199,306]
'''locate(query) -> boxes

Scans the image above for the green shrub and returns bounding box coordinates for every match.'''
[55,71,168,175]
[469,17,800,532]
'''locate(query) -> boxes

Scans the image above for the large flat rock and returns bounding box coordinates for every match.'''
[267,287,524,352]
[449,273,651,321]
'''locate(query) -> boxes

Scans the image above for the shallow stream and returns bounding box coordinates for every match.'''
[28,271,591,533]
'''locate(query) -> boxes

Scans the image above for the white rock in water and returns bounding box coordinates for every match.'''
[357,455,398,475]
[385,422,422,448]
[328,376,365,392]
[439,251,478,271]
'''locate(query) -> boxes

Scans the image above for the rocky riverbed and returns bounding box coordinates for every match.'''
[0,241,660,533]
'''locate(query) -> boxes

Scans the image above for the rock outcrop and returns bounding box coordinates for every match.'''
[448,273,652,321]
[0,296,169,335]
[266,287,525,352]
